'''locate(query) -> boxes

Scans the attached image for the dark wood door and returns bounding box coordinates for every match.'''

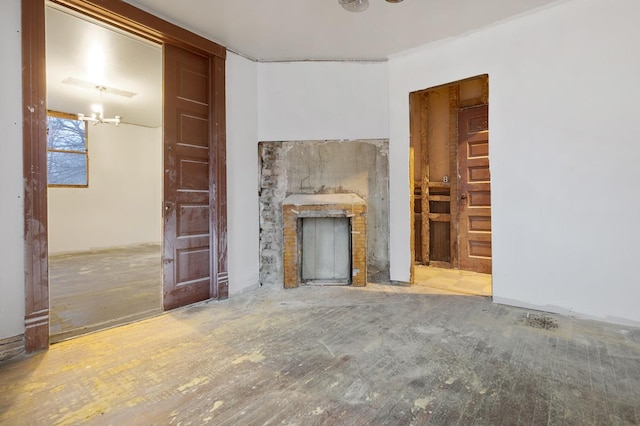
[163,44,215,310]
[457,105,492,273]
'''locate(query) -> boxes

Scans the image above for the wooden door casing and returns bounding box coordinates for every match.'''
[457,105,492,274]
[22,0,49,351]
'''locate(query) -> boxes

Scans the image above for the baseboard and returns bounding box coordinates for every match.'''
[0,335,25,362]
[493,297,640,328]
[230,281,262,297]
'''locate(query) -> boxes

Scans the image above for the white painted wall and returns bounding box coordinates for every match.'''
[258,61,389,141]
[48,124,162,253]
[388,0,640,325]
[226,52,260,295]
[0,0,25,340]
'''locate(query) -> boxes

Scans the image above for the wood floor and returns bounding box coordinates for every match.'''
[1,281,639,425]
[49,244,162,342]
[414,265,492,297]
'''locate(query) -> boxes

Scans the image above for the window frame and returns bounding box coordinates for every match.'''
[46,110,89,188]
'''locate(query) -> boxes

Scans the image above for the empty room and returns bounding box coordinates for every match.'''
[1,0,639,424]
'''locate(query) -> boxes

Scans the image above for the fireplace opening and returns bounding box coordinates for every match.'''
[282,193,366,288]
[300,217,351,285]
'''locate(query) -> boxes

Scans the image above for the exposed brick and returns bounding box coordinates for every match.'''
[259,142,286,287]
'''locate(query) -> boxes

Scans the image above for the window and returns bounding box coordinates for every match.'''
[47,111,88,187]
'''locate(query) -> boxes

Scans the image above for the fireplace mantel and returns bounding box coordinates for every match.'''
[282,193,367,288]
[283,193,366,207]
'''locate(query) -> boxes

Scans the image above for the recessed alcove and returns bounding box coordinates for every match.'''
[258,140,389,287]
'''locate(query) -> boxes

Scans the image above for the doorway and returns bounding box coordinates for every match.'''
[409,75,492,296]
[45,3,163,342]
[22,0,228,352]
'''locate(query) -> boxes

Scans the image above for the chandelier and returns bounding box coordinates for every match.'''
[77,86,122,126]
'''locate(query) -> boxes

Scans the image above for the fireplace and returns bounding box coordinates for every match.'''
[282,193,367,288]
[301,217,350,285]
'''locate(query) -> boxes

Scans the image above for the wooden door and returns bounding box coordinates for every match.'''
[163,44,215,310]
[457,105,492,273]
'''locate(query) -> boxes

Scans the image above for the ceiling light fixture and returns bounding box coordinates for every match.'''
[339,0,403,12]
[63,77,137,98]
[339,0,369,13]
[77,86,121,126]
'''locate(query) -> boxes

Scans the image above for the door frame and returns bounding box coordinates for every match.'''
[408,75,489,282]
[22,0,228,352]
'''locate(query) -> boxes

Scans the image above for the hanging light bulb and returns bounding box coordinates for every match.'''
[339,0,369,13]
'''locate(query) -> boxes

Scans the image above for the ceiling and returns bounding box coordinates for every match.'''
[45,0,564,127]
[46,4,162,128]
[124,0,562,61]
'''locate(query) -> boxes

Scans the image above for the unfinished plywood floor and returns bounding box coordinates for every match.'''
[2,283,639,425]
[415,265,492,297]
[49,244,162,343]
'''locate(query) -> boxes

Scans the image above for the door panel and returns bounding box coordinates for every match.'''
[163,44,213,310]
[458,105,492,273]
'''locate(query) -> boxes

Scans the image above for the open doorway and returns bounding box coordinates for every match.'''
[45,3,163,342]
[409,75,492,297]
[23,0,227,352]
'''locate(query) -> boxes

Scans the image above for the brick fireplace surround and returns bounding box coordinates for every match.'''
[282,193,367,288]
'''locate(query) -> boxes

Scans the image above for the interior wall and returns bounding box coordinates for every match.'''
[258,61,389,141]
[226,52,260,295]
[389,0,640,325]
[256,60,390,287]
[0,0,25,340]
[48,124,162,254]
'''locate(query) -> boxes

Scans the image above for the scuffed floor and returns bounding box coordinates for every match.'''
[1,282,639,425]
[49,244,162,342]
